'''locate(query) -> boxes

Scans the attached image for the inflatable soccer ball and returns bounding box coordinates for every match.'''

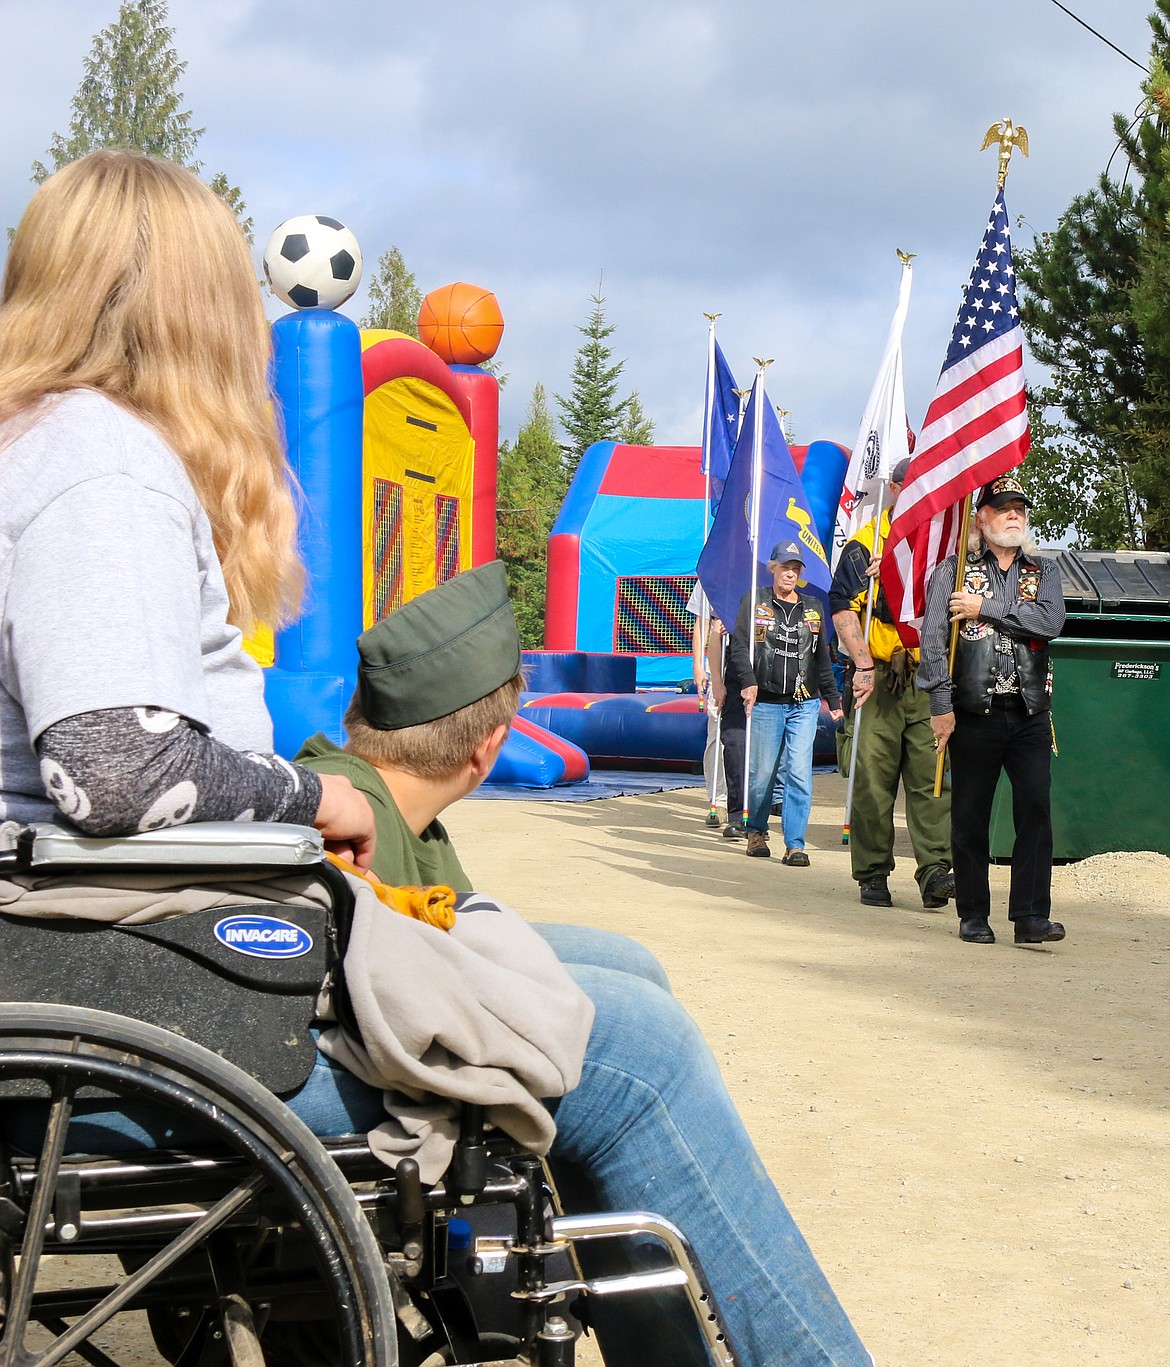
[263,215,362,311]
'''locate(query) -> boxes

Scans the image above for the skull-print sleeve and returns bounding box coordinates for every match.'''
[34,707,322,836]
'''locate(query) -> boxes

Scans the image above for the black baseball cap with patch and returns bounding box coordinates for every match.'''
[355,561,522,729]
[977,473,1032,510]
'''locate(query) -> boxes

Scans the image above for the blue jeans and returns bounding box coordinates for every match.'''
[288,923,869,1367]
[747,698,821,848]
[24,925,867,1365]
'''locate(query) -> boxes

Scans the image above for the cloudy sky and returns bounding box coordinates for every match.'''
[0,0,1156,453]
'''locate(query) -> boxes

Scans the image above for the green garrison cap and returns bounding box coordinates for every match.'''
[356,561,521,729]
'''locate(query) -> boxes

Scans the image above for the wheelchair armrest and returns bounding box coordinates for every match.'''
[15,821,325,873]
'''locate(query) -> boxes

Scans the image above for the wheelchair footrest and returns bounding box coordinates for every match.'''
[549,1211,740,1367]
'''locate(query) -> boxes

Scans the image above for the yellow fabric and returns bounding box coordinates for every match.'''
[848,512,919,664]
[242,626,275,668]
[325,852,457,931]
[360,331,476,628]
[360,329,415,352]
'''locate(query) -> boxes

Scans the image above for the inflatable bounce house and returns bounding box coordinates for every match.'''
[257,214,851,788]
[529,438,850,770]
[257,216,591,787]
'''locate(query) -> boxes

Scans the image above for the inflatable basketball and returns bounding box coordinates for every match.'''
[418,282,504,365]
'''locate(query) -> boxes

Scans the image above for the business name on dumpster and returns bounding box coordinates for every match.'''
[1111,662,1161,681]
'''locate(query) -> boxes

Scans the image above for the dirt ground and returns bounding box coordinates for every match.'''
[447,773,1170,1367]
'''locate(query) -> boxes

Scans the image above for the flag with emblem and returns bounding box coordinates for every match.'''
[832,259,913,568]
[702,337,741,514]
[880,189,1030,646]
[696,373,831,631]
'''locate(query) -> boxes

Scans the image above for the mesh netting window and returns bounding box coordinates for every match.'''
[614,574,697,655]
[373,478,404,620]
[435,494,461,584]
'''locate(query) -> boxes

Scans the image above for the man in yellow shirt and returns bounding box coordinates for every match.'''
[829,458,953,909]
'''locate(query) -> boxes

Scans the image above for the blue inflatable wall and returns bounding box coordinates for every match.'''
[264,311,365,758]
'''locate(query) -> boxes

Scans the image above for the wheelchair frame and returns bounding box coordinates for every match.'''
[0,823,740,1367]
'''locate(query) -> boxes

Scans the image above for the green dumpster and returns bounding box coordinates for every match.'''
[989,550,1170,860]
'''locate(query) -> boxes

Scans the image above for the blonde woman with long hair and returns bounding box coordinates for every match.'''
[0,149,374,865]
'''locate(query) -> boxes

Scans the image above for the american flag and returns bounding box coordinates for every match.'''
[880,189,1030,646]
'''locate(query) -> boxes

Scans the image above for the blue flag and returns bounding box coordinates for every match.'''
[702,339,740,512]
[696,380,831,631]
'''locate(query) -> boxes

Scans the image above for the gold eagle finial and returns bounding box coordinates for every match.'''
[980,118,1029,188]
[896,248,916,266]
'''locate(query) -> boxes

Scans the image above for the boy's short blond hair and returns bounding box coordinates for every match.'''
[343,673,524,779]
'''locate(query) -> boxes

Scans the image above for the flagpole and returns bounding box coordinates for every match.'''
[700,313,722,822]
[742,358,773,825]
[702,314,720,537]
[723,383,752,826]
[933,119,1029,798]
[933,493,973,796]
[841,478,888,844]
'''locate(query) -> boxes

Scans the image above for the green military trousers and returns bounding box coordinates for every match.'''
[837,664,952,892]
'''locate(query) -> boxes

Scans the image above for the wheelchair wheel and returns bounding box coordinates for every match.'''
[0,1002,398,1366]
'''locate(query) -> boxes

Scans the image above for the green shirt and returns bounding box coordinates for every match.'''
[294,733,471,891]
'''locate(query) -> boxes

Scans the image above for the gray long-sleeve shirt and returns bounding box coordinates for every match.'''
[918,547,1066,715]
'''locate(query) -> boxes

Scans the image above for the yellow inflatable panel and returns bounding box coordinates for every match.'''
[360,332,476,628]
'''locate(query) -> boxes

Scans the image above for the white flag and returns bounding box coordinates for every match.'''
[831,260,913,568]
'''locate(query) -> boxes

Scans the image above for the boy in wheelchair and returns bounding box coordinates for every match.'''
[0,151,871,1366]
[295,561,874,1365]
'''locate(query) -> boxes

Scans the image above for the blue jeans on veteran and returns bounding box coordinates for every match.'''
[747,698,821,847]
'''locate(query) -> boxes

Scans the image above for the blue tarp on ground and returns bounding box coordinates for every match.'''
[468,770,705,802]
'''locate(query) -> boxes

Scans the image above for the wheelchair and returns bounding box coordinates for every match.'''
[0,821,741,1366]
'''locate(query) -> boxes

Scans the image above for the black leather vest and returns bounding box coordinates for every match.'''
[952,552,1053,716]
[751,590,823,698]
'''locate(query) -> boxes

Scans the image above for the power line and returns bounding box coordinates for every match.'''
[1048,0,1149,74]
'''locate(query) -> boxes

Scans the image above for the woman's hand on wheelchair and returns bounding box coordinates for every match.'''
[314,774,377,872]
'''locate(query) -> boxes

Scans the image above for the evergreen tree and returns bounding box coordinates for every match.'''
[496,383,569,646]
[359,246,423,336]
[32,0,251,240]
[556,284,629,472]
[617,390,655,445]
[1015,1,1170,547]
[1125,48,1170,547]
[1022,385,1141,548]
[207,171,254,246]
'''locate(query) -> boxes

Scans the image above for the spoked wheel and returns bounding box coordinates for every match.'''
[0,1003,397,1366]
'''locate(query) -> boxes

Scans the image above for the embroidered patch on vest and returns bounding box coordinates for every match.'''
[963,565,991,596]
[1018,567,1040,602]
[960,562,995,640]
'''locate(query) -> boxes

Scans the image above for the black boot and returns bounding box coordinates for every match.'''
[1013,916,1066,944]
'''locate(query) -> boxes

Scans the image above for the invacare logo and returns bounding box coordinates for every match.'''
[213,914,313,959]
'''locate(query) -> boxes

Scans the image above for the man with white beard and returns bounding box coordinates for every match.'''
[918,475,1067,946]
